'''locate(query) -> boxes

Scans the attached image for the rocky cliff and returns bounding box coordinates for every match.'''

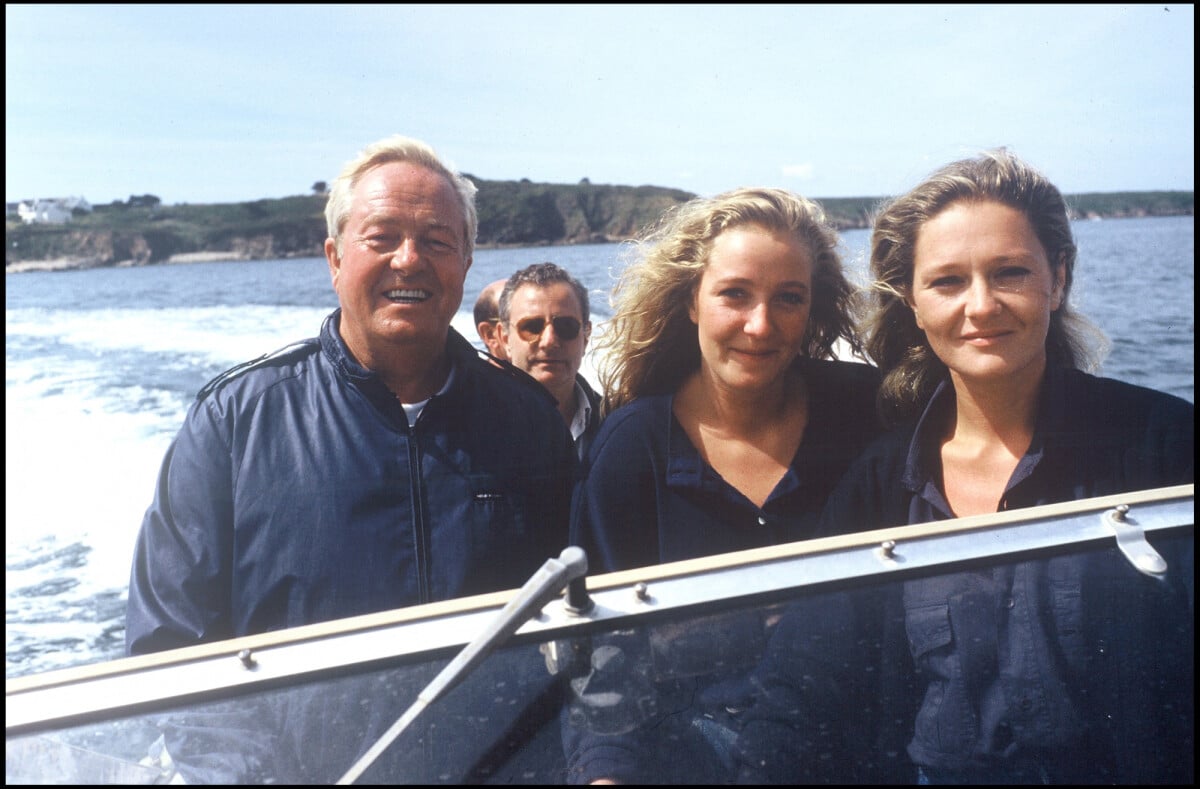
[6,181,1193,272]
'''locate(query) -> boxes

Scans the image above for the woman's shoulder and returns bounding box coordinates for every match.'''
[603,392,673,422]
[853,417,918,466]
[1060,369,1194,422]
[589,394,673,450]
[817,420,919,536]
[1047,368,1194,488]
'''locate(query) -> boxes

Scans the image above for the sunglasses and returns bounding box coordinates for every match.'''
[514,316,583,342]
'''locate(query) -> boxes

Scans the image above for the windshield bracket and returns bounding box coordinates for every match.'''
[1104,504,1168,577]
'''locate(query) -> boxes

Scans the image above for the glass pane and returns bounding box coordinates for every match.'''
[8,528,1192,784]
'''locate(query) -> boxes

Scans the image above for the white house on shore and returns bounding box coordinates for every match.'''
[14,197,92,224]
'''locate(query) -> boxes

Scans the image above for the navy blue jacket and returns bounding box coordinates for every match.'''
[126,310,575,655]
[736,368,1194,784]
[565,357,882,784]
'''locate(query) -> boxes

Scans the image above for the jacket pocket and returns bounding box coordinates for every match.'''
[905,602,953,663]
[466,472,528,538]
[904,600,977,755]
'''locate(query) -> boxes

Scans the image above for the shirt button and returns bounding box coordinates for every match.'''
[757,516,767,526]
[1004,597,1016,609]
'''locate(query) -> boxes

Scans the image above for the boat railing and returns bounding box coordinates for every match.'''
[6,483,1193,784]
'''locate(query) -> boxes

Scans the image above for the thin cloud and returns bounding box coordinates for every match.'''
[5,5,1193,203]
[781,164,815,180]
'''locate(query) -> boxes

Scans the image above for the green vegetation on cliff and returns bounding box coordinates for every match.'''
[6,194,331,267]
[5,178,1193,269]
[471,177,697,245]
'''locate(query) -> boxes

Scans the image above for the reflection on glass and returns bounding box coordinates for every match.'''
[7,526,1193,784]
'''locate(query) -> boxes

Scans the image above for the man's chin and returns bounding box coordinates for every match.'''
[374,314,447,340]
[531,368,571,387]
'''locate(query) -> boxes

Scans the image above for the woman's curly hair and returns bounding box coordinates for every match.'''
[595,186,865,414]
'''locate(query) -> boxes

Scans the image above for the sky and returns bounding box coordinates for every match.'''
[5,4,1195,206]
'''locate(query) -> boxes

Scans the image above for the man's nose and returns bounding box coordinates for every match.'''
[390,238,420,268]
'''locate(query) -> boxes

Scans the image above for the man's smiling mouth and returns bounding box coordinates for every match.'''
[385,288,430,303]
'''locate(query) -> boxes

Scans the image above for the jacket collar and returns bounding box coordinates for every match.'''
[319,308,479,408]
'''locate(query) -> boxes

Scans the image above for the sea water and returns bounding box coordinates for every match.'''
[5,217,1193,679]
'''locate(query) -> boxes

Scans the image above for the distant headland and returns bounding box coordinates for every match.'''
[5,177,1193,273]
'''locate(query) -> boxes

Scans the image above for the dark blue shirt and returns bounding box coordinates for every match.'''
[565,357,882,784]
[809,367,1194,783]
[571,357,883,573]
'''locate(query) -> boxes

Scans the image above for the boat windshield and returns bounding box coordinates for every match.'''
[6,486,1194,784]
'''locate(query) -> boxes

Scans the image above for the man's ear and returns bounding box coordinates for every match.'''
[324,238,341,290]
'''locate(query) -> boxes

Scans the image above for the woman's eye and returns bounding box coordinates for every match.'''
[995,266,1031,281]
[778,292,808,306]
[992,267,1033,291]
[718,288,747,299]
[930,276,962,289]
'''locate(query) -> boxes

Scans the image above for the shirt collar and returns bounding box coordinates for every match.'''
[902,370,1060,502]
[568,378,592,441]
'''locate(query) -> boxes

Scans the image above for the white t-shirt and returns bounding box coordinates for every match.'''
[400,363,457,427]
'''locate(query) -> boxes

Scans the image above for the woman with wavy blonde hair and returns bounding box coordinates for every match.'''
[565,187,882,785]
[597,186,865,413]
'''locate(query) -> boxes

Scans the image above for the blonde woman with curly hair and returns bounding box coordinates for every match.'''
[564,187,882,785]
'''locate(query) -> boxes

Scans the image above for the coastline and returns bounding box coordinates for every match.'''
[6,212,1193,274]
[5,250,250,274]
[3,240,625,274]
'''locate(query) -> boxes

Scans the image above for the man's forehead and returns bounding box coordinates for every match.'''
[355,164,463,215]
[510,282,583,312]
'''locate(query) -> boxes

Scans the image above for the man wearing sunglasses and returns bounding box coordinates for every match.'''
[498,262,603,460]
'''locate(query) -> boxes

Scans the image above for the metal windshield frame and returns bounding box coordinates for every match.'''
[6,483,1194,737]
